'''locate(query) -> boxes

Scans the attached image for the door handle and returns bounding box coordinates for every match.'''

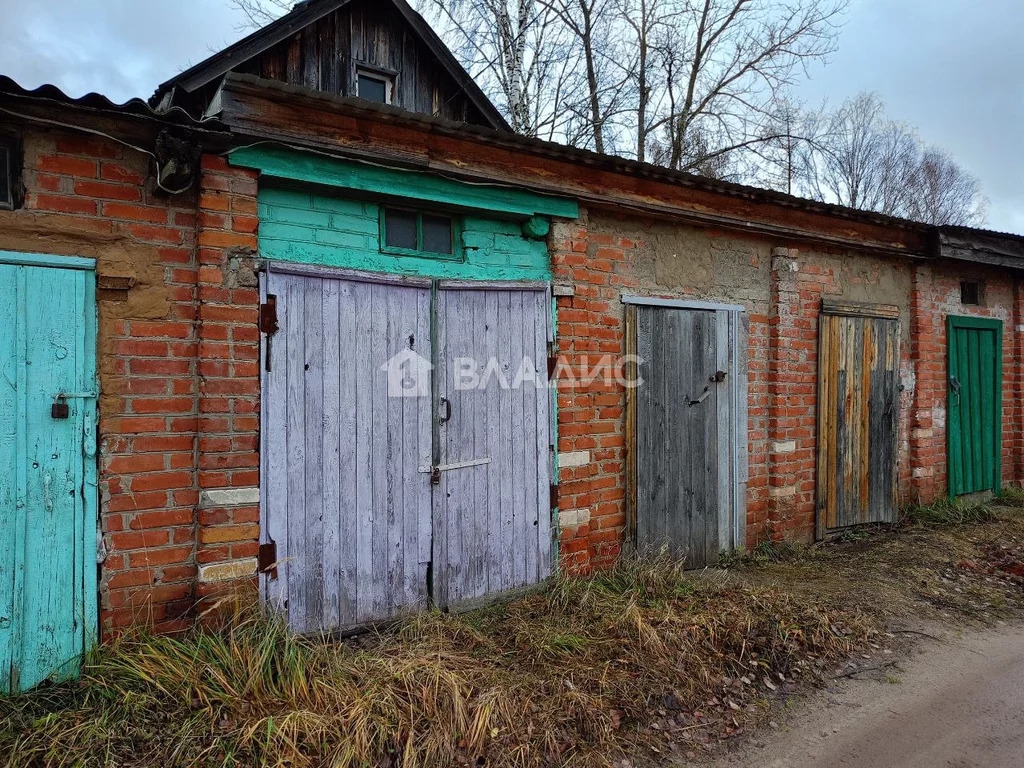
[439,397,452,424]
[949,375,961,405]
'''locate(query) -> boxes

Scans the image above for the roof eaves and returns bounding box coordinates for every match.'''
[222,73,934,234]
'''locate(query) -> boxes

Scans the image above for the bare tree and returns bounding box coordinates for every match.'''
[228,0,293,29]
[796,92,919,214]
[790,92,987,225]
[653,0,846,172]
[904,148,987,226]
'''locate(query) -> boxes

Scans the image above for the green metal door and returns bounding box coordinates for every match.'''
[0,252,98,694]
[947,315,1002,497]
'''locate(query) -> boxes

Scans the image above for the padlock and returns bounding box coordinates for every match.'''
[51,395,70,420]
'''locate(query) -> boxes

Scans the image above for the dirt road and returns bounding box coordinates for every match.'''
[710,625,1024,768]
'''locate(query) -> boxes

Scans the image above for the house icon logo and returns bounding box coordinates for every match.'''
[380,349,433,397]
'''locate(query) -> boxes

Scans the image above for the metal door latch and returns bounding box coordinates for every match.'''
[51,391,95,419]
[687,386,711,407]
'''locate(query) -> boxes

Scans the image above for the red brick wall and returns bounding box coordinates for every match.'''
[4,120,1023,628]
[0,125,261,634]
[908,262,1020,504]
[193,156,262,607]
[548,209,1022,573]
[549,220,633,572]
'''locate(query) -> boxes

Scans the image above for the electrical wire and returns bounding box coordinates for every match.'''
[0,106,196,195]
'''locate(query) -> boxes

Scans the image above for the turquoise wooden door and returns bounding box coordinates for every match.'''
[0,252,97,694]
[947,316,1003,497]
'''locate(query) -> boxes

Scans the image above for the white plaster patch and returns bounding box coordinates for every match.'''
[912,467,935,479]
[912,428,934,440]
[559,507,591,527]
[558,451,591,468]
[199,558,258,583]
[932,404,947,431]
[768,485,796,498]
[201,487,260,508]
[771,440,797,454]
[552,284,576,297]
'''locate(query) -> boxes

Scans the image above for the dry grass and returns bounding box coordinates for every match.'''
[2,504,1022,768]
[0,558,873,768]
[739,501,1024,622]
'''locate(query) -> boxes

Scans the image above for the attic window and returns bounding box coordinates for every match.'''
[0,134,20,211]
[960,280,983,306]
[357,68,394,105]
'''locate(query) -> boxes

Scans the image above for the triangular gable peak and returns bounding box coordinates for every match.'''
[152,0,509,130]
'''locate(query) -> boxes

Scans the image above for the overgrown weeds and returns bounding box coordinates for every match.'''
[4,507,1023,768]
[0,557,874,768]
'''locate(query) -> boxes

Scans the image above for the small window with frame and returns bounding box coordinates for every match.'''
[381,207,459,259]
[960,280,983,306]
[356,67,395,105]
[0,133,22,211]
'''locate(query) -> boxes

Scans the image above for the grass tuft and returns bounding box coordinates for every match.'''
[902,496,995,527]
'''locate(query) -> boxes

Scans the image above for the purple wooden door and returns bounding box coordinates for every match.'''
[260,267,554,631]
[261,267,433,632]
[432,284,553,609]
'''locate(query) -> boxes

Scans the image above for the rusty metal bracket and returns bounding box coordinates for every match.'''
[258,540,278,580]
[259,294,278,372]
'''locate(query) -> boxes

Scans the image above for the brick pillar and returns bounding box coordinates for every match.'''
[908,264,941,503]
[765,247,817,541]
[548,213,633,573]
[1009,277,1024,487]
[193,155,261,607]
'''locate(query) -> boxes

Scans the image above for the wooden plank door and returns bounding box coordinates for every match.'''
[947,316,1003,497]
[0,257,97,693]
[631,303,746,566]
[432,285,553,609]
[816,301,900,535]
[261,268,433,632]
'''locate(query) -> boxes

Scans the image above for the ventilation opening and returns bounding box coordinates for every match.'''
[960,280,982,306]
[0,134,18,211]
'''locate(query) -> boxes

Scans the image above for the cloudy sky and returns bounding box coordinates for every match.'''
[1,0,1020,232]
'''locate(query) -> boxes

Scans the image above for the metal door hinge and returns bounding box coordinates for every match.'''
[260,294,278,372]
[258,540,278,580]
[259,295,278,334]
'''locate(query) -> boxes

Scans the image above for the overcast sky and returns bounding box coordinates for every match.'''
[0,0,1020,233]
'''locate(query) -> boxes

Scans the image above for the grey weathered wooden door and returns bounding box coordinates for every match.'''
[261,268,434,632]
[261,267,553,631]
[629,301,747,567]
[433,284,553,609]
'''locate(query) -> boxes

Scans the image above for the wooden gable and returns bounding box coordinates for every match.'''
[153,0,508,130]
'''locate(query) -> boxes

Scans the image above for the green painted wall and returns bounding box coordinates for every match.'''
[259,187,554,280]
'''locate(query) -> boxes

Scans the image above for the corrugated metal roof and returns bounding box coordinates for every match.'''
[0,75,225,129]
